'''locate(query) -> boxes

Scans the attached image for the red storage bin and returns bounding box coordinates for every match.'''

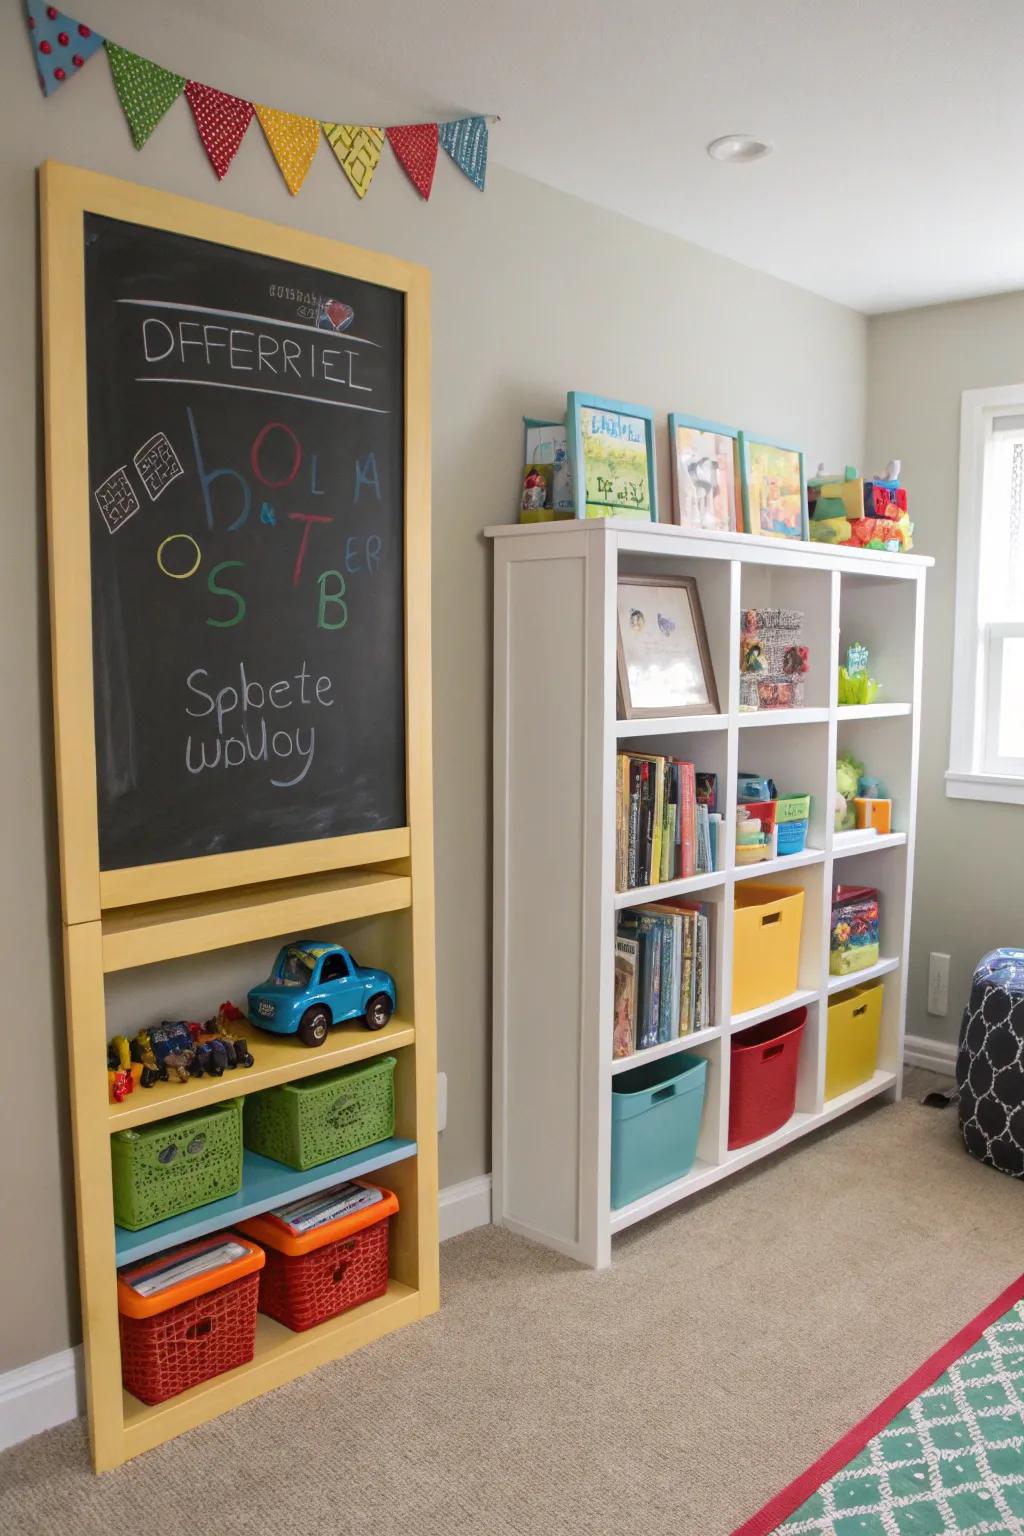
[239,1181,398,1333]
[118,1234,264,1405]
[728,1006,807,1149]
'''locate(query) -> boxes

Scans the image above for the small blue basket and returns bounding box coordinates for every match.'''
[776,818,809,856]
[611,1052,707,1209]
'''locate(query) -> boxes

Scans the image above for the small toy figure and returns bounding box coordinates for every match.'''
[248,940,397,1048]
[835,751,863,831]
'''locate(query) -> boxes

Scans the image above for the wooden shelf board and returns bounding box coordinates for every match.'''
[835,703,912,721]
[730,985,820,1031]
[732,848,825,881]
[827,956,900,994]
[832,832,907,859]
[737,707,830,728]
[108,1018,415,1131]
[101,868,412,972]
[616,713,728,738]
[121,1279,420,1459]
[115,1138,417,1264]
[610,1027,721,1076]
[610,1070,897,1234]
[614,870,724,909]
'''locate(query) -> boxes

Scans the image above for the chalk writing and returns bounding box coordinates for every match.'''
[134,432,184,502]
[185,661,333,789]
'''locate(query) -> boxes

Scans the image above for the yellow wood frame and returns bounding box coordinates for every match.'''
[40,162,438,1470]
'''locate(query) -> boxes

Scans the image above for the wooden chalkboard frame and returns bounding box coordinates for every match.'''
[41,162,431,919]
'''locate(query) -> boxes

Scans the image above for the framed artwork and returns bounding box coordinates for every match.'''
[739,433,808,540]
[668,412,741,532]
[616,574,720,719]
[566,392,657,522]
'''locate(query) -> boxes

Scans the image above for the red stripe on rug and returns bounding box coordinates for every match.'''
[731,1271,1024,1536]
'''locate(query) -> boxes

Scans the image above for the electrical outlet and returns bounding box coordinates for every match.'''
[928,953,950,1017]
[437,1071,448,1133]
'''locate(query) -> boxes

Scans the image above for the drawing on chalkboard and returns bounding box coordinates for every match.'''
[93,465,140,534]
[133,431,185,502]
[317,297,355,332]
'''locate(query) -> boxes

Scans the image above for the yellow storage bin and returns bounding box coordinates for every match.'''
[825,981,884,1100]
[732,884,805,1016]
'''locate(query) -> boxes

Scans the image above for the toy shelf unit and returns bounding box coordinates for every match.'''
[488,517,930,1269]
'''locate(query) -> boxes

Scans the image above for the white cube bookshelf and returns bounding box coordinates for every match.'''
[487,518,932,1269]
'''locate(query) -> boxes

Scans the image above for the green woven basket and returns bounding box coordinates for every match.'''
[111,1099,243,1231]
[243,1055,397,1171]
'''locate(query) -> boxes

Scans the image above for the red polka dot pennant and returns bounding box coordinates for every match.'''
[23,0,102,96]
[387,123,439,200]
[185,80,255,181]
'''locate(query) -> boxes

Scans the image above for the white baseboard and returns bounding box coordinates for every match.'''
[904,1032,958,1075]
[0,1174,492,1455]
[438,1173,493,1241]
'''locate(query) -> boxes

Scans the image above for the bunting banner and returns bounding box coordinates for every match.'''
[255,104,320,195]
[105,41,184,149]
[22,4,495,202]
[322,122,384,200]
[386,123,439,200]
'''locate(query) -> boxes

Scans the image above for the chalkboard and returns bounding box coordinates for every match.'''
[83,213,406,871]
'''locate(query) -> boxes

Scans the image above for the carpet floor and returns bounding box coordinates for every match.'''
[2,1070,1021,1536]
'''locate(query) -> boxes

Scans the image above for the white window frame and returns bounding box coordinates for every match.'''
[947,385,1024,806]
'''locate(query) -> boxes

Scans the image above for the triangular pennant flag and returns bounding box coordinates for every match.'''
[185,80,254,180]
[105,41,184,149]
[322,123,384,200]
[439,116,488,190]
[386,123,439,200]
[254,104,320,196]
[24,1,103,96]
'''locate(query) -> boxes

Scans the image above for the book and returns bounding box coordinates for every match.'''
[613,935,638,1059]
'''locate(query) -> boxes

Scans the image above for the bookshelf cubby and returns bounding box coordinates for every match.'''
[488,518,931,1268]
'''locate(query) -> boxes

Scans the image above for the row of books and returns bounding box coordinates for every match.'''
[616,755,721,891]
[613,900,713,1058]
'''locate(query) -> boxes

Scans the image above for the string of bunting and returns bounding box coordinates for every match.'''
[24,2,492,200]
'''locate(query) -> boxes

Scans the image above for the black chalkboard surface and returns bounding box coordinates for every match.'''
[83,214,406,870]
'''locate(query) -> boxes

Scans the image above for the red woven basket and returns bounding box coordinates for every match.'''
[119,1270,261,1405]
[256,1214,391,1332]
[728,1006,807,1150]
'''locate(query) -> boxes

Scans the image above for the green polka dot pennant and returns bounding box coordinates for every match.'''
[105,41,185,149]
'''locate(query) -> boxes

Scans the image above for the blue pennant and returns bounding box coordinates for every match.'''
[24,1,103,96]
[439,115,487,191]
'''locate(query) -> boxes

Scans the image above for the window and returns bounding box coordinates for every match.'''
[948,386,1024,804]
[320,953,349,984]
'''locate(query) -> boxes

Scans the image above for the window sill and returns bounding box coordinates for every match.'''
[945,770,1024,806]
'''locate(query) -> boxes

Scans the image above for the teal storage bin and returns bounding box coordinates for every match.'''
[611,1052,707,1209]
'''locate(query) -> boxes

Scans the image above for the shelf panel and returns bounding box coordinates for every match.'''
[108,1017,415,1131]
[122,1279,420,1458]
[827,956,900,994]
[832,831,907,859]
[737,708,830,728]
[732,848,825,881]
[102,868,412,972]
[835,703,912,721]
[616,713,728,738]
[115,1138,417,1264]
[730,985,820,1031]
[614,870,724,909]
[610,1026,721,1075]
[610,1070,897,1233]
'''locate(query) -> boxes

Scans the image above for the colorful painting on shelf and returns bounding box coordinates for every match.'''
[567,393,657,521]
[669,413,740,532]
[741,435,807,540]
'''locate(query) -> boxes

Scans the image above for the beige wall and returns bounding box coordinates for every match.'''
[866,294,1024,1057]
[0,20,866,1371]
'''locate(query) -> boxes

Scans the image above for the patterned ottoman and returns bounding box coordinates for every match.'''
[956,948,1024,1177]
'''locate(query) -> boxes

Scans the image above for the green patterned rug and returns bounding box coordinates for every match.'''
[734,1279,1024,1536]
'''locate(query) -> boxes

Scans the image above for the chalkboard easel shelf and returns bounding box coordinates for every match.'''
[101,867,412,973]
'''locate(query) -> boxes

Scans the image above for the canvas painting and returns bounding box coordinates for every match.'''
[671,421,739,532]
[579,405,652,518]
[743,438,806,539]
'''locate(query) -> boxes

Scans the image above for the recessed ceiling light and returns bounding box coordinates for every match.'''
[706,134,772,164]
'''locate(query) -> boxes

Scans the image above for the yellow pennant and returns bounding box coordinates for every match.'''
[254,104,320,195]
[322,122,384,199]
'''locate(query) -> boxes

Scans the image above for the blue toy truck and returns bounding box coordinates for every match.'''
[248,940,396,1048]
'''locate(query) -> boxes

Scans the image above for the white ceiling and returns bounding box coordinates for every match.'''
[92,0,1024,313]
